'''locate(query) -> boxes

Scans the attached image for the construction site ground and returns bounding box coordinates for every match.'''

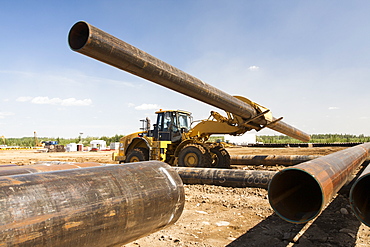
[1,146,369,247]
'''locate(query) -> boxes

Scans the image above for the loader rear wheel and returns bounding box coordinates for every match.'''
[210,146,230,168]
[178,144,212,167]
[125,147,149,163]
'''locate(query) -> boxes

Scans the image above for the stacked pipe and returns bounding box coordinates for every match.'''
[174,167,276,189]
[0,161,184,246]
[350,162,370,226]
[68,21,310,142]
[0,161,106,176]
[268,142,370,224]
[230,155,320,166]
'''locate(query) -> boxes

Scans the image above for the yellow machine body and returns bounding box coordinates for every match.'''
[113,97,277,168]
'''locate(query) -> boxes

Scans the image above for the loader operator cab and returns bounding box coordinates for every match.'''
[153,110,192,143]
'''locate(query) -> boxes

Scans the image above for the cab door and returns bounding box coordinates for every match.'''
[154,112,171,141]
[154,111,181,142]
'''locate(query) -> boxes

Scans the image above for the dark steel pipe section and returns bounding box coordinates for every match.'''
[174,167,276,189]
[0,164,18,167]
[0,161,184,246]
[350,163,370,226]
[268,142,370,224]
[68,21,310,142]
[0,161,105,176]
[230,155,320,166]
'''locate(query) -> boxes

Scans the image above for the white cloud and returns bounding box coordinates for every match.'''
[0,112,14,119]
[328,106,339,110]
[248,66,260,71]
[31,97,62,105]
[16,96,92,106]
[127,103,135,108]
[61,98,92,106]
[135,103,160,110]
[16,96,33,102]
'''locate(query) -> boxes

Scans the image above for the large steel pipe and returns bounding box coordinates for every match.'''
[350,163,370,226]
[0,164,18,167]
[0,161,184,246]
[0,161,106,176]
[174,167,276,189]
[268,142,370,224]
[230,155,321,166]
[68,21,310,142]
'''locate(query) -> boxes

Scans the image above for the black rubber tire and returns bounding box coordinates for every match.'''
[125,147,149,163]
[178,143,212,167]
[210,146,231,168]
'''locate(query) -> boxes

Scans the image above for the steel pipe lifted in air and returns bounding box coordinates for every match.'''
[350,163,370,226]
[174,167,276,189]
[268,142,370,224]
[0,161,184,246]
[230,155,321,166]
[68,21,310,142]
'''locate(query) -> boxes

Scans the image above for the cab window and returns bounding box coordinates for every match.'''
[178,113,191,130]
[157,113,164,131]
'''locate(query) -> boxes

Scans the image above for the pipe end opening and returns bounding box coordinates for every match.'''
[268,169,323,223]
[350,175,370,226]
[68,21,90,50]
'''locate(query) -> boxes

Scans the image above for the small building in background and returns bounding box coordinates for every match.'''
[66,143,84,152]
[90,140,107,151]
[77,144,83,151]
[66,143,77,152]
[110,142,120,150]
[224,134,257,146]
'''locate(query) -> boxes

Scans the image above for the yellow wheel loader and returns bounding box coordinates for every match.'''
[114,96,277,168]
[115,109,233,168]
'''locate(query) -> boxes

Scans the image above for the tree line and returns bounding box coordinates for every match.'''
[3,134,124,147]
[257,134,370,144]
[2,133,370,147]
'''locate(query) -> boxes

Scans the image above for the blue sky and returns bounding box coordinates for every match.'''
[1,1,370,138]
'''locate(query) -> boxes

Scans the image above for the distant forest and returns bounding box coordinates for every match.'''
[2,135,124,147]
[257,134,370,144]
[2,134,369,147]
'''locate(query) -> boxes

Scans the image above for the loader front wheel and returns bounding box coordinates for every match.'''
[210,146,231,168]
[178,144,212,167]
[125,147,149,163]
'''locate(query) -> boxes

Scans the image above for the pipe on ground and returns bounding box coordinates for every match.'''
[0,164,18,167]
[350,163,370,226]
[230,155,321,166]
[68,21,310,142]
[268,142,370,224]
[0,161,184,246]
[174,167,276,189]
[0,161,106,176]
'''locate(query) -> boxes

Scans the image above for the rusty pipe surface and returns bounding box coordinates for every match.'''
[230,155,321,166]
[0,161,184,246]
[350,163,370,226]
[174,167,276,189]
[0,164,18,168]
[268,142,370,224]
[0,161,106,176]
[68,21,310,142]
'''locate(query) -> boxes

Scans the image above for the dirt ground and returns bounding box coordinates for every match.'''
[1,147,369,247]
